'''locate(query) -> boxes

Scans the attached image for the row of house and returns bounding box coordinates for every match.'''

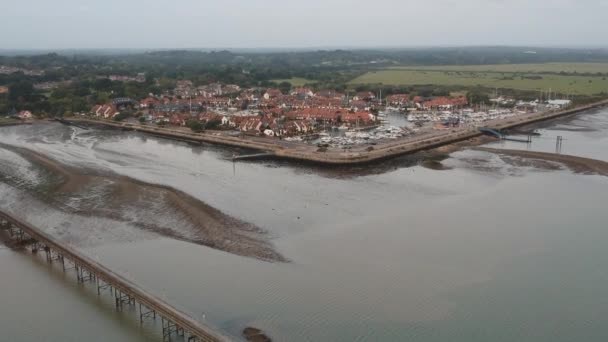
[91,104,119,118]
[387,94,469,110]
[173,82,241,98]
[0,65,44,76]
[107,73,146,83]
[139,83,382,114]
[284,108,375,125]
[421,96,468,110]
[4,110,33,120]
[234,115,313,136]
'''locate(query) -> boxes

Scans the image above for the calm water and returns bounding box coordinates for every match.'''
[1,109,608,341]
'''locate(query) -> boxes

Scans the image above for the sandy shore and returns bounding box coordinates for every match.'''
[0,143,286,262]
[473,147,608,176]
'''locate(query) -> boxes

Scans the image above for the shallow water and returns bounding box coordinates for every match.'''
[491,107,608,160]
[1,108,608,341]
[0,247,161,342]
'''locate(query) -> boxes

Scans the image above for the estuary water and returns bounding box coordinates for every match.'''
[1,108,608,341]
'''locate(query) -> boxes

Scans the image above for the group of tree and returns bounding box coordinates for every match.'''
[185,118,222,132]
[3,47,608,116]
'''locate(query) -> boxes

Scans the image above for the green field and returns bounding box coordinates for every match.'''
[270,77,316,86]
[350,70,608,95]
[389,63,608,74]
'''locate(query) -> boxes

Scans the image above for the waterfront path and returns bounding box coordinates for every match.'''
[67,99,608,165]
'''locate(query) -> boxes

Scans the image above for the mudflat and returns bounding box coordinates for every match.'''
[0,143,286,262]
[473,147,608,176]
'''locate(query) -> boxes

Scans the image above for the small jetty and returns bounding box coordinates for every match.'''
[479,127,532,143]
[232,153,275,161]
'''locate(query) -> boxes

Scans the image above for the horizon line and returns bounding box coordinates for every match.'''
[1,44,608,52]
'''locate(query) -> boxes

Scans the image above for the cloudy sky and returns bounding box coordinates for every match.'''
[2,0,607,49]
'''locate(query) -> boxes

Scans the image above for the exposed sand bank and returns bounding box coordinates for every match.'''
[473,147,608,176]
[0,143,286,262]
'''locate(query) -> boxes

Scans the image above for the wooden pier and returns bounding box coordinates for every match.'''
[0,210,230,342]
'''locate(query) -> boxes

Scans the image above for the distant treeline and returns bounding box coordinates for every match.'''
[1,47,608,116]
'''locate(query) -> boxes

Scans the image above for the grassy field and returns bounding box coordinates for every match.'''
[271,77,316,87]
[350,70,608,95]
[389,63,608,74]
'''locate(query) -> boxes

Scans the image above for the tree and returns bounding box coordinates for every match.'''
[92,92,111,104]
[467,90,489,105]
[205,118,222,130]
[8,81,34,102]
[93,78,113,91]
[186,119,204,132]
[278,82,291,94]
[113,112,129,121]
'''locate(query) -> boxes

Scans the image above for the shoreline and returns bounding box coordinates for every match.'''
[61,98,608,165]
[0,120,32,127]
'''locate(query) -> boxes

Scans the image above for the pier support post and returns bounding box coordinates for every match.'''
[76,266,95,283]
[139,303,156,323]
[162,318,178,341]
[556,136,563,153]
[115,290,135,311]
[97,278,113,295]
[48,251,64,265]
[15,229,24,242]
[44,246,51,262]
[30,241,41,253]
[0,220,11,232]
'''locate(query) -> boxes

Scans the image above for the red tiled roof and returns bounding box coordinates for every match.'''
[342,111,373,123]
[284,108,347,121]
[423,96,468,108]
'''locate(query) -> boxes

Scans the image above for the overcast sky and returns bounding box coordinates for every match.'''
[2,0,607,49]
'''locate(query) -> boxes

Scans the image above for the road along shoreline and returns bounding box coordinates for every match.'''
[65,99,608,166]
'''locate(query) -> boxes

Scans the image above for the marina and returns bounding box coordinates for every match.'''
[67,99,608,165]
